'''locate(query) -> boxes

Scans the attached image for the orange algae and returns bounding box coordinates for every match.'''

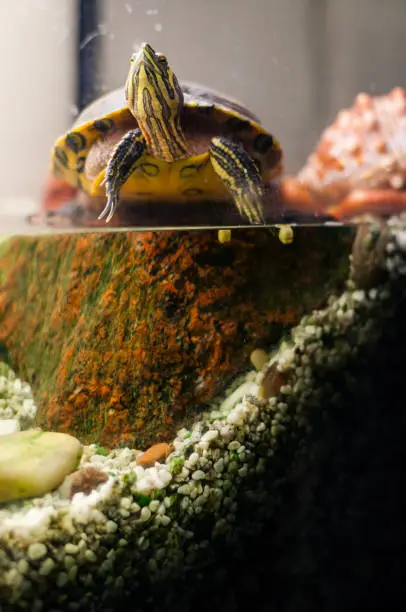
[0,228,351,448]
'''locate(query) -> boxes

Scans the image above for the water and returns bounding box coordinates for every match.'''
[1,1,406,611]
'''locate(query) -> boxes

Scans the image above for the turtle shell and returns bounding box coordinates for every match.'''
[51,83,283,203]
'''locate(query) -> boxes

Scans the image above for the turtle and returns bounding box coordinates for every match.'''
[51,42,292,242]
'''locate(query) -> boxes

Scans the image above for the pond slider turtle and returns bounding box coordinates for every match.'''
[51,43,291,241]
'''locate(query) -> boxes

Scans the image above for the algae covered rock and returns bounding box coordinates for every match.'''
[0,228,352,448]
[0,430,82,502]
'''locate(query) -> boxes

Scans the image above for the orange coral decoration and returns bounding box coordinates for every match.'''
[282,88,406,220]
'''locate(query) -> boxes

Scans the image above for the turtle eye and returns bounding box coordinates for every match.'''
[157,54,167,65]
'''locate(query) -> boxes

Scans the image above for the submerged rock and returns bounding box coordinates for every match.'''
[0,228,351,448]
[0,430,82,503]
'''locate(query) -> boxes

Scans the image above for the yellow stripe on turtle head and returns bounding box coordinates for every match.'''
[125,42,189,162]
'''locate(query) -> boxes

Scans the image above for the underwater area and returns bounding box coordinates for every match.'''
[1,1,406,610]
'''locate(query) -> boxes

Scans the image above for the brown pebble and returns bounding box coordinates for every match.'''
[136,442,173,468]
[59,466,108,499]
[258,362,288,400]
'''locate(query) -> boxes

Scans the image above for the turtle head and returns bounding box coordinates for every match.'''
[125,43,188,161]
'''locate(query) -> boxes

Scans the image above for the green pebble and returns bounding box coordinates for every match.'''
[134,493,151,507]
[169,457,184,475]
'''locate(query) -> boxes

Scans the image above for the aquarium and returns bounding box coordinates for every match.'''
[1,1,406,611]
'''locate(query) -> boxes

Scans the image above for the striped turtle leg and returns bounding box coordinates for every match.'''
[98,128,146,223]
[210,136,266,225]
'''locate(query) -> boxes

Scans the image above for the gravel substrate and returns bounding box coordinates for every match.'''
[0,363,37,432]
[1,220,406,611]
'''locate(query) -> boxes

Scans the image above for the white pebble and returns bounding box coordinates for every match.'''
[84,549,97,563]
[199,456,209,468]
[134,465,145,479]
[39,557,55,576]
[28,542,47,560]
[238,466,248,478]
[17,559,29,574]
[194,494,206,507]
[90,454,107,464]
[228,440,241,451]
[157,468,172,486]
[120,497,131,509]
[64,543,79,555]
[352,289,365,302]
[395,231,406,251]
[139,507,151,522]
[187,452,200,466]
[220,425,234,442]
[57,572,69,587]
[227,403,249,425]
[200,429,218,444]
[105,520,118,533]
[192,470,205,481]
[64,556,75,570]
[181,497,190,510]
[115,575,125,589]
[68,565,78,582]
[149,500,160,512]
[214,458,224,473]
[164,496,172,508]
[135,477,153,493]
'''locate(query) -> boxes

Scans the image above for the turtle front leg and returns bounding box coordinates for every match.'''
[98,128,146,223]
[210,137,294,244]
[210,136,266,226]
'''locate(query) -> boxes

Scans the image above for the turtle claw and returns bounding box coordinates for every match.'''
[242,199,264,226]
[97,129,146,224]
[97,190,118,223]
